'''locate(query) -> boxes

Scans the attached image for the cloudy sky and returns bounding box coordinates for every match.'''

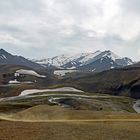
[0,0,140,60]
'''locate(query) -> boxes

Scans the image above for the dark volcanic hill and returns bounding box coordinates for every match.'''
[0,49,43,70]
[60,67,140,99]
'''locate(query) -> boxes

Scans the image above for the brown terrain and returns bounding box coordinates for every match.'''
[0,65,140,140]
[0,120,140,140]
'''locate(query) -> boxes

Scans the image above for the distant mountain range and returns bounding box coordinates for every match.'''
[33,50,134,72]
[0,48,136,72]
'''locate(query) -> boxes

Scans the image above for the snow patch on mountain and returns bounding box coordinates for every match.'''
[0,54,7,59]
[19,87,84,96]
[16,69,46,78]
[9,79,20,84]
[101,50,121,61]
[54,70,77,76]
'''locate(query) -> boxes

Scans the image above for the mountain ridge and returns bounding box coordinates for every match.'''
[0,49,135,72]
[0,48,44,70]
[33,50,134,72]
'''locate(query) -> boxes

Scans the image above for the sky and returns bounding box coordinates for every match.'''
[0,0,140,61]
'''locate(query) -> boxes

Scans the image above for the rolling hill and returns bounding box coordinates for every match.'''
[59,67,140,98]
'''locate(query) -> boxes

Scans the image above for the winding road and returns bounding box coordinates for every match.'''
[0,87,139,114]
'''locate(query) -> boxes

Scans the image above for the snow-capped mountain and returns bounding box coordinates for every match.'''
[34,50,134,72]
[0,49,135,72]
[0,49,43,70]
[34,51,102,68]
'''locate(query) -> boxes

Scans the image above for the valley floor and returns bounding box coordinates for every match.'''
[0,120,140,140]
[0,85,139,140]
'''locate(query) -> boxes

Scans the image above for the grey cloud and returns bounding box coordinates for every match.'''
[0,0,43,15]
[0,0,140,61]
[121,0,140,14]
[53,0,103,21]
